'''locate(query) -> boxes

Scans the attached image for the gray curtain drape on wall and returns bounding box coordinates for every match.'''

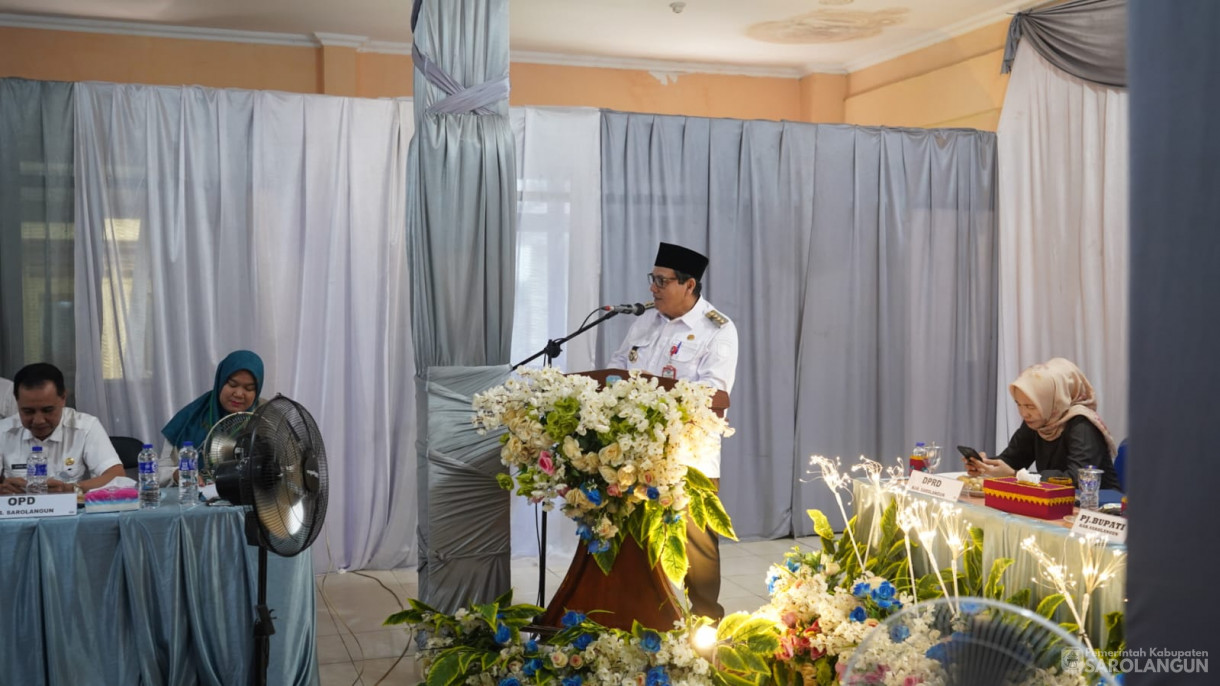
[1127,0,1220,678]
[0,78,76,378]
[408,0,516,610]
[1001,0,1127,87]
[599,114,998,538]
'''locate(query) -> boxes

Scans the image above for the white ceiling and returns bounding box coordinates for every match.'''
[0,0,1034,76]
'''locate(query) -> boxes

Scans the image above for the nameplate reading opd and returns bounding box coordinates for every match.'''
[0,493,78,519]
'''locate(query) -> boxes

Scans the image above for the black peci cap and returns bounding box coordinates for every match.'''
[654,242,709,280]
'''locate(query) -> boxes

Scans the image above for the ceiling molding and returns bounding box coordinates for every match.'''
[362,40,413,55]
[509,50,816,80]
[312,32,368,48]
[0,11,317,47]
[836,0,1032,74]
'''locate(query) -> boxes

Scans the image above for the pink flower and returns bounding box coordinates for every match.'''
[568,654,584,668]
[549,651,568,668]
[607,484,622,497]
[782,611,798,627]
[903,677,924,686]
[539,451,555,475]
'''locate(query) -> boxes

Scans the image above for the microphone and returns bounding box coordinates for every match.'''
[602,301,655,315]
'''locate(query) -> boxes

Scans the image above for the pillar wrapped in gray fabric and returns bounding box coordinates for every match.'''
[417,365,512,612]
[407,0,516,609]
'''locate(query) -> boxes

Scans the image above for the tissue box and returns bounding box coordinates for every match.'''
[983,477,1075,520]
[84,487,140,513]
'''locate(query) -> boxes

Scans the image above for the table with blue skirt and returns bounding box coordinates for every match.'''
[852,478,1126,647]
[0,489,319,686]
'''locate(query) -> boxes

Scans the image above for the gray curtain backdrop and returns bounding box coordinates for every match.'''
[599,114,998,538]
[408,0,516,610]
[1127,0,1220,680]
[1002,0,1128,88]
[0,78,76,379]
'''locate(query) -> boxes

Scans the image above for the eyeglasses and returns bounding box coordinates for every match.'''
[646,273,679,288]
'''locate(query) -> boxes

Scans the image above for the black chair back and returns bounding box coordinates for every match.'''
[110,436,145,480]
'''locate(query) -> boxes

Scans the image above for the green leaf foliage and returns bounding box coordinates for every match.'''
[984,558,1015,600]
[659,519,689,583]
[1036,593,1067,620]
[704,494,737,540]
[807,509,835,541]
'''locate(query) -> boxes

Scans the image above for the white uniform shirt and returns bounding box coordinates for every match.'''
[608,297,738,477]
[0,407,122,482]
[0,378,15,419]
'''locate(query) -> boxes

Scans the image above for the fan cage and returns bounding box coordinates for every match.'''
[242,395,329,557]
[201,411,254,480]
[843,597,1118,686]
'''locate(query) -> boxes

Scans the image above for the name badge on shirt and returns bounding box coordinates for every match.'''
[661,365,677,379]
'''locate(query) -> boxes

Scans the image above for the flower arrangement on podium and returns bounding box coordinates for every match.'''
[472,367,736,582]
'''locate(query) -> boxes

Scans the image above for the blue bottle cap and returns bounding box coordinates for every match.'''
[32,446,42,452]
[182,441,194,447]
[143,444,154,449]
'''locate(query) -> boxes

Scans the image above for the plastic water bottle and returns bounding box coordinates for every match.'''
[26,446,48,494]
[138,443,160,509]
[908,441,928,475]
[179,441,199,508]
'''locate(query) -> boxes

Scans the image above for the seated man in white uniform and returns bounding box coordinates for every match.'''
[608,242,739,619]
[0,377,15,418]
[0,363,124,495]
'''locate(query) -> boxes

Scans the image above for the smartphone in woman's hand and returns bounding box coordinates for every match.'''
[957,445,982,463]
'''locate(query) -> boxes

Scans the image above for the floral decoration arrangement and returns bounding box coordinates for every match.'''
[472,367,736,582]
[391,455,1128,686]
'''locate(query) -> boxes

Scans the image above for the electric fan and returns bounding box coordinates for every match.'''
[212,394,329,686]
[843,597,1118,685]
[200,411,253,483]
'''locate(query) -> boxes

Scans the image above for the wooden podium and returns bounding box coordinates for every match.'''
[536,369,728,631]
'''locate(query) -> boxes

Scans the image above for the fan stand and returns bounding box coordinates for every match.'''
[244,511,276,686]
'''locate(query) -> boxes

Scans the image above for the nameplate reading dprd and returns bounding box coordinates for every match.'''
[1070,509,1128,543]
[905,471,964,502]
[0,493,78,519]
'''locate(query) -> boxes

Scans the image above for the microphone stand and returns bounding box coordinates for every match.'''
[511,308,622,608]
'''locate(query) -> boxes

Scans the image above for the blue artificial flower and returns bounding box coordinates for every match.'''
[588,539,610,554]
[525,638,539,653]
[663,511,682,524]
[576,524,593,542]
[499,678,522,686]
[785,557,801,573]
[852,582,871,598]
[645,665,671,686]
[562,677,583,686]
[640,630,662,653]
[561,611,587,628]
[849,606,867,623]
[523,658,543,677]
[494,622,511,644]
[573,632,595,650]
[889,624,910,643]
[646,486,660,500]
[925,642,949,665]
[582,484,603,506]
[765,570,781,595]
[960,600,982,615]
[871,581,896,601]
[876,597,894,610]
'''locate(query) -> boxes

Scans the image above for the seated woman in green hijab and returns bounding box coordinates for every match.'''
[158,350,264,486]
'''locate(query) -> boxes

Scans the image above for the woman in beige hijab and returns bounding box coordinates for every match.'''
[966,358,1122,490]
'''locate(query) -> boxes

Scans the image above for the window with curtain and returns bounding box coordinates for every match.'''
[0,78,77,384]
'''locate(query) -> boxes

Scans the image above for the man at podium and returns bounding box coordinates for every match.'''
[608,242,739,619]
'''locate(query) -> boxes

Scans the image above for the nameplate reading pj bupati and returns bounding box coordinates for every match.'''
[0,493,78,519]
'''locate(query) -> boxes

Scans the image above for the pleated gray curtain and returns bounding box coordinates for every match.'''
[407,0,516,610]
[0,78,76,378]
[1128,0,1220,672]
[1001,0,1127,87]
[599,114,998,538]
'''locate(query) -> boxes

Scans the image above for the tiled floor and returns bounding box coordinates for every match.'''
[314,536,820,686]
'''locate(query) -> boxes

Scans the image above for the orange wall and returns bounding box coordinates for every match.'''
[1,21,1011,128]
[844,20,1010,130]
